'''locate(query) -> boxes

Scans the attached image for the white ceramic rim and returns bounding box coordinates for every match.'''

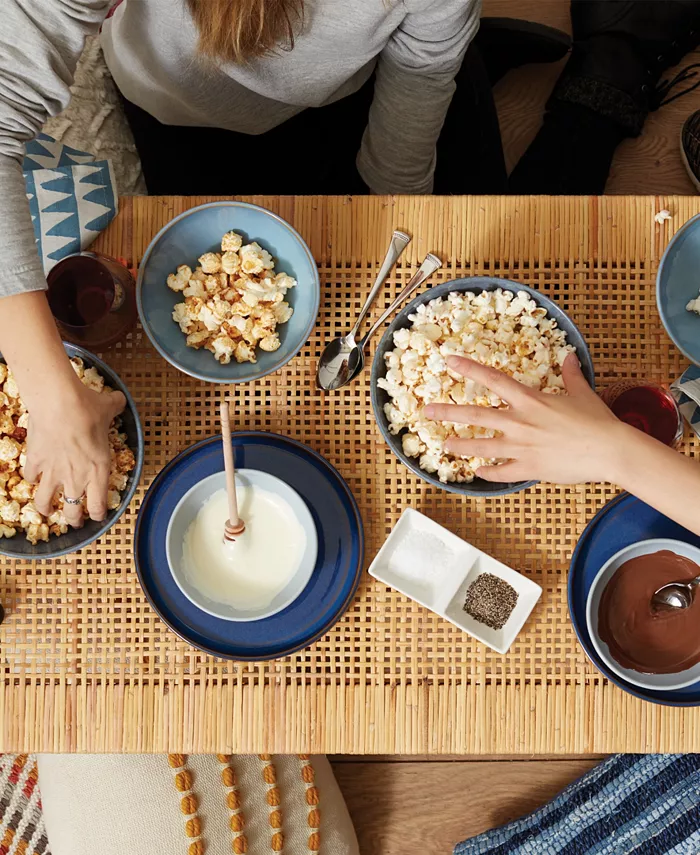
[586,537,700,691]
[165,468,318,622]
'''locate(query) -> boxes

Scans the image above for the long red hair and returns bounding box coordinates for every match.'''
[186,0,304,63]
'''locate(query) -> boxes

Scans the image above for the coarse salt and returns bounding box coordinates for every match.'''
[388,529,457,586]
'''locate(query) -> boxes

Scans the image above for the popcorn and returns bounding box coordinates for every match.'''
[0,362,136,543]
[221,231,243,253]
[166,265,193,292]
[221,251,241,275]
[27,523,49,545]
[82,367,104,393]
[0,437,21,463]
[378,289,576,484]
[198,253,222,274]
[687,290,700,315]
[168,231,296,365]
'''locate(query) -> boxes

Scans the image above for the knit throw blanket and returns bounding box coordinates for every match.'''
[454,755,700,855]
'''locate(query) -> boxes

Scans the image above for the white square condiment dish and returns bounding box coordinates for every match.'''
[368,508,542,654]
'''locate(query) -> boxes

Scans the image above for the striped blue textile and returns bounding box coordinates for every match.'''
[23,133,117,275]
[672,367,700,441]
[454,755,700,855]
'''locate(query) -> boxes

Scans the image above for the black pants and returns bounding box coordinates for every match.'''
[122,45,621,196]
[122,46,508,196]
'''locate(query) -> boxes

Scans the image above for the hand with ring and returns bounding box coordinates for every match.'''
[24,375,126,529]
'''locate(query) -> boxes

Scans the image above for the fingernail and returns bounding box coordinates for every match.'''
[424,405,435,418]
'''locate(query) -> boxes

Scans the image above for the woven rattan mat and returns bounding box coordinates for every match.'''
[1,195,698,754]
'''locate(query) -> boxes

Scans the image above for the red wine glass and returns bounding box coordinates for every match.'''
[600,380,684,448]
[46,252,137,350]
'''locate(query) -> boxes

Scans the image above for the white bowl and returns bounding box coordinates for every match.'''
[166,469,318,622]
[368,508,542,654]
[586,538,700,691]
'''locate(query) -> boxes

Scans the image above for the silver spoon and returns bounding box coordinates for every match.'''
[317,230,411,391]
[344,252,442,386]
[652,576,700,611]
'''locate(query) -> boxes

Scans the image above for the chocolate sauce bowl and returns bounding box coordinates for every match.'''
[586,539,700,692]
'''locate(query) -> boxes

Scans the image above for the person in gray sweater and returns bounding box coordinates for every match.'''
[0,0,482,527]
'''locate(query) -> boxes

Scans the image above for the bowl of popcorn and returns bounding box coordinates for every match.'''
[371,277,595,496]
[137,201,321,383]
[0,344,143,560]
[657,212,700,366]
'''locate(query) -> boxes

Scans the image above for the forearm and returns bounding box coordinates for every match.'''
[357,64,453,193]
[608,425,700,536]
[0,291,80,411]
[357,0,480,194]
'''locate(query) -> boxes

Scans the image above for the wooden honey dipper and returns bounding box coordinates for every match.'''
[220,399,245,542]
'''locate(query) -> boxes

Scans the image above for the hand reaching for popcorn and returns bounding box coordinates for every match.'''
[0,291,126,532]
[425,354,622,485]
[425,355,700,537]
[25,378,126,529]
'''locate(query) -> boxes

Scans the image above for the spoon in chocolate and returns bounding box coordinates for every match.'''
[652,575,700,611]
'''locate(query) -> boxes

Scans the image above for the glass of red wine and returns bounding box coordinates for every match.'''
[46,252,137,350]
[600,380,684,448]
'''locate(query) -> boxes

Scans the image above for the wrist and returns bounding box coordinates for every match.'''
[599,422,648,487]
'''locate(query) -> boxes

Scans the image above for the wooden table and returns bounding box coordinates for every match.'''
[2,195,699,754]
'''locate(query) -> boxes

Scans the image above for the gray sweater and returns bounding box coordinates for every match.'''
[1,0,480,298]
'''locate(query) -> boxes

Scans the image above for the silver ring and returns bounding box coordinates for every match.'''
[64,495,84,505]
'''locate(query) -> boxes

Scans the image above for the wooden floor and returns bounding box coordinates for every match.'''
[485,0,700,194]
[330,756,603,854]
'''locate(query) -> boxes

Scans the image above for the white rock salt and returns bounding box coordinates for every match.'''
[388,529,457,586]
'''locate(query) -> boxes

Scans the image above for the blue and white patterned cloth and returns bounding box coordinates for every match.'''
[672,366,700,440]
[23,133,118,275]
[454,754,700,855]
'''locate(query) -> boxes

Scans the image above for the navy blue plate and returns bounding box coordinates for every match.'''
[569,492,700,706]
[135,432,364,660]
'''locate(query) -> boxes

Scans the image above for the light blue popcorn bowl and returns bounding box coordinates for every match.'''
[137,201,320,383]
[657,213,700,367]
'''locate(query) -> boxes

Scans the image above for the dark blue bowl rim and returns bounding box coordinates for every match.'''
[370,276,596,498]
[567,491,700,707]
[133,430,365,660]
[656,211,700,367]
[136,201,321,384]
[0,342,144,560]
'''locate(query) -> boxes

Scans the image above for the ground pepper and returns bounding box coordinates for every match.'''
[463,573,518,630]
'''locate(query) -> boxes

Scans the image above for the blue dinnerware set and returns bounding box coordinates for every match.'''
[6,201,700,693]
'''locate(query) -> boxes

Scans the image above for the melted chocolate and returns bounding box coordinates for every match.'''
[598,550,700,674]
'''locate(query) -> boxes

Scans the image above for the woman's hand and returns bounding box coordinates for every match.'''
[0,291,125,529]
[424,354,629,485]
[24,381,125,527]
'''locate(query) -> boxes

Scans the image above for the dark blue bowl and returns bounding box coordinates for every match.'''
[370,277,595,497]
[0,343,144,560]
[137,201,320,384]
[569,492,700,706]
[657,213,700,366]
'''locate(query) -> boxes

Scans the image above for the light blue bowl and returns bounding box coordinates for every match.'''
[657,213,700,366]
[137,201,320,383]
[165,469,318,622]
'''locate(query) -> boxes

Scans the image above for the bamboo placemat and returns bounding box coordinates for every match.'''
[1,195,699,754]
